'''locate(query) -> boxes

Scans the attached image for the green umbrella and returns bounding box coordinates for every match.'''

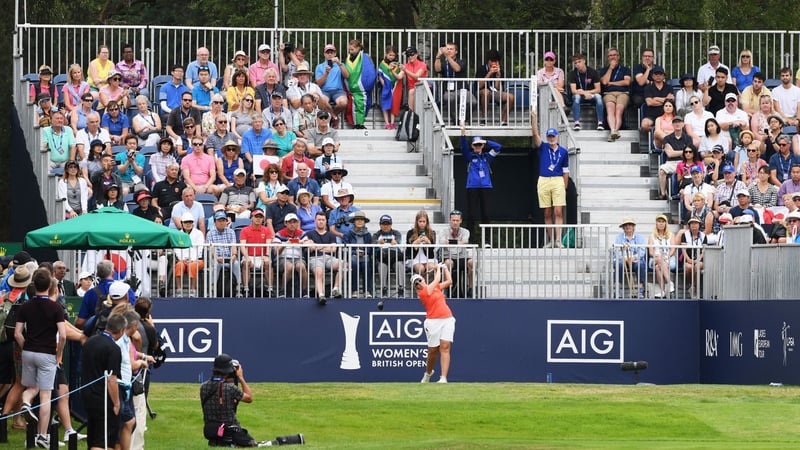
[25,207,191,250]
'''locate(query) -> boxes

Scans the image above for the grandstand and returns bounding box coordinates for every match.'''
[12,25,800,300]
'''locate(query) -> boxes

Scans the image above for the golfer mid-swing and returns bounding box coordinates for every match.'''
[413,264,456,383]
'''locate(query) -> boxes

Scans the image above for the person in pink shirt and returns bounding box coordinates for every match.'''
[180,147,222,196]
[249,44,281,87]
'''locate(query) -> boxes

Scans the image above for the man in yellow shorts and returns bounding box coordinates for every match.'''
[531,112,569,247]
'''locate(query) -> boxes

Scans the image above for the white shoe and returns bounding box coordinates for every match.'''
[64,430,87,442]
[437,377,448,383]
[420,370,433,383]
[331,287,342,298]
[669,281,675,293]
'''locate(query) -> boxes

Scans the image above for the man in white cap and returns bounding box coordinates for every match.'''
[715,93,748,142]
[220,168,255,219]
[414,264,455,384]
[249,43,281,87]
[697,45,730,90]
[273,213,308,296]
[315,43,349,117]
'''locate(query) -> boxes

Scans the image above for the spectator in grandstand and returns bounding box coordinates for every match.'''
[742,147,769,187]
[342,39,376,130]
[401,46,428,113]
[328,187,360,241]
[227,69,254,113]
[678,216,707,297]
[90,153,123,207]
[731,49,759,90]
[131,94,162,147]
[752,96,777,147]
[292,94,318,138]
[30,64,59,105]
[378,45,405,129]
[537,51,566,106]
[231,93,258,141]
[240,115,271,173]
[174,212,206,296]
[567,52,603,131]
[772,67,800,127]
[714,164,747,216]
[613,218,647,298]
[476,49,514,126]
[760,114,785,163]
[729,189,760,224]
[648,214,676,299]
[731,129,758,176]
[132,189,161,222]
[192,66,219,113]
[35,93,58,127]
[262,92,292,133]
[439,210,473,297]
[640,65,672,134]
[740,73,772,115]
[70,92,96,136]
[272,213,308,296]
[101,101,130,146]
[531,112,570,246]
[98,183,126,211]
[320,163,352,211]
[777,164,800,206]
[167,92,202,143]
[279,43,308,84]
[770,134,800,187]
[305,110,340,157]
[76,112,110,161]
[41,111,75,170]
[749,165,778,208]
[254,67,286,113]
[207,211,243,296]
[116,43,148,98]
[58,160,89,219]
[281,138,315,180]
[314,138,342,180]
[159,64,189,120]
[305,211,343,303]
[459,128,500,240]
[701,67,738,115]
[295,188,321,232]
[99,70,131,112]
[682,166,714,217]
[683,94,715,149]
[342,211,374,298]
[599,47,631,141]
[220,168,255,219]
[238,208,275,297]
[88,44,115,95]
[265,185,297,235]
[632,49,657,110]
[271,118,297,157]
[170,187,206,234]
[201,94,226,138]
[699,118,730,164]
[62,64,90,116]
[216,139,244,189]
[83,139,106,183]
[255,163,286,211]
[249,44,281,88]
[172,117,197,158]
[653,99,676,150]
[434,41,471,126]
[286,63,333,116]
[715,93,749,146]
[152,162,186,220]
[706,146,726,185]
[697,45,730,89]
[115,135,146,195]
[287,163,320,204]
[405,210,438,276]
[373,214,404,297]
[223,50,250,91]
[674,73,703,116]
[186,47,219,90]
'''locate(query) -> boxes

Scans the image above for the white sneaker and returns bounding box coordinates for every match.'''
[331,287,342,298]
[420,370,434,383]
[64,429,87,442]
[437,377,448,383]
[34,434,50,449]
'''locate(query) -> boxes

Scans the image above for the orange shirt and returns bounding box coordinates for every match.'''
[418,286,452,319]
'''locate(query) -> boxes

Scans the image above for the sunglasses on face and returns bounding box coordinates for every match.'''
[275,122,285,126]
[217,120,228,124]
[544,58,554,61]
[185,125,196,129]
[684,150,694,153]
[779,143,790,147]
[212,101,224,105]
[225,148,236,152]
[243,99,253,102]
[192,142,204,146]
[182,98,192,102]
[747,149,758,153]
[690,101,700,105]
[268,170,278,174]
[726,98,737,103]
[82,98,93,102]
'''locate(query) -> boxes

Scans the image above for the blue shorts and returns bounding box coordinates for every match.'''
[324,89,346,103]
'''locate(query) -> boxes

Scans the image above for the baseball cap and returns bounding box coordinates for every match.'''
[180,212,195,223]
[786,211,800,221]
[712,145,724,153]
[471,136,487,145]
[11,251,33,266]
[379,214,392,224]
[725,93,737,102]
[687,216,702,225]
[317,110,330,119]
[271,91,284,98]
[792,192,800,199]
[276,185,290,194]
[718,213,734,224]
[736,189,750,197]
[258,44,271,52]
[404,47,418,56]
[324,44,336,52]
[672,116,684,123]
[233,168,247,177]
[690,166,703,174]
[109,281,130,300]
[545,128,558,137]
[651,65,666,75]
[708,45,721,55]
[722,164,736,173]
[36,93,51,103]
[135,190,152,202]
[38,64,53,75]
[544,51,556,60]
[251,208,265,217]
[284,213,299,222]
[738,214,754,224]
[321,137,335,147]
[90,139,105,150]
[213,211,228,221]
[78,271,94,281]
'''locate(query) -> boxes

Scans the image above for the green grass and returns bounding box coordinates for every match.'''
[7,383,800,449]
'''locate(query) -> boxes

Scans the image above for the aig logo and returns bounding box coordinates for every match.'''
[154,319,223,362]
[369,312,427,346]
[547,320,624,363]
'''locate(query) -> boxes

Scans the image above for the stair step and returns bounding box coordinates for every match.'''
[581,176,657,187]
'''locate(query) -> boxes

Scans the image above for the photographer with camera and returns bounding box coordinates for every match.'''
[115,135,146,196]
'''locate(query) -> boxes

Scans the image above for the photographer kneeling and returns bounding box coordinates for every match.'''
[201,354,304,447]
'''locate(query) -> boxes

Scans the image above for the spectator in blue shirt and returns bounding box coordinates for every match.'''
[460,128,501,241]
[101,103,130,146]
[614,218,647,298]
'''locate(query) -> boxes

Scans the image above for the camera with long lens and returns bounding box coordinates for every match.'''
[283,42,294,56]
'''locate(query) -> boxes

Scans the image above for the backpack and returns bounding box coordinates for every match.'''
[83,286,113,337]
[395,108,420,143]
[0,291,28,343]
